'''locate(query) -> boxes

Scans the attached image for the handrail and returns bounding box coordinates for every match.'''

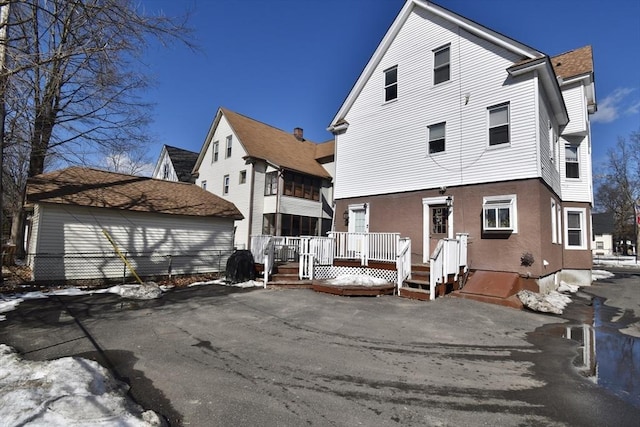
[429,234,469,300]
[396,237,412,294]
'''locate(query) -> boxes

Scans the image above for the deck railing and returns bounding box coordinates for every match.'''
[329,232,401,265]
[396,237,412,292]
[429,233,469,300]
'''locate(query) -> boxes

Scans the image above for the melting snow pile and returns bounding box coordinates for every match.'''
[327,274,389,287]
[0,344,161,426]
[517,289,574,315]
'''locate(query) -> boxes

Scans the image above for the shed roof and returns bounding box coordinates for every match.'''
[26,167,243,219]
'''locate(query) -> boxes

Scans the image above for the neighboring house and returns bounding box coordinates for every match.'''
[193,107,334,249]
[25,167,243,282]
[152,145,199,183]
[592,213,614,256]
[327,0,596,288]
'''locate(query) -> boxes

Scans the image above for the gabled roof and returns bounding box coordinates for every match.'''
[26,167,243,219]
[551,45,594,81]
[328,0,569,131]
[164,145,199,183]
[194,108,332,179]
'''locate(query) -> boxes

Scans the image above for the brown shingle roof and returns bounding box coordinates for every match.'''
[551,45,594,80]
[221,108,332,179]
[314,139,335,161]
[26,167,243,219]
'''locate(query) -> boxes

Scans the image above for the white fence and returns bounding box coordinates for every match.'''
[329,232,401,264]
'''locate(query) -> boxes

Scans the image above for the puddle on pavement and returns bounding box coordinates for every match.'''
[559,297,640,408]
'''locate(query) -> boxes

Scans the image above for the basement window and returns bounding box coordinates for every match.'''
[482,195,517,233]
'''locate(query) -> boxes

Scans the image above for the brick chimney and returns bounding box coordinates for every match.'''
[293,127,304,141]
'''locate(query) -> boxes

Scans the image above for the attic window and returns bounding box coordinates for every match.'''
[384,66,398,102]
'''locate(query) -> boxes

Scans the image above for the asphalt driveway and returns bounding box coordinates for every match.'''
[1,277,639,426]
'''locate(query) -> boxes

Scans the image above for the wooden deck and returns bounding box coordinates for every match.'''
[312,282,395,297]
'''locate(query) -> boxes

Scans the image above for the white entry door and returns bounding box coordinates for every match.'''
[348,203,369,258]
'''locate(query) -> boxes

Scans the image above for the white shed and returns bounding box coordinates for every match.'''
[25,167,243,282]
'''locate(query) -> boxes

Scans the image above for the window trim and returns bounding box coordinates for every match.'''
[433,44,451,85]
[201,180,207,190]
[222,174,230,195]
[565,144,580,179]
[487,103,510,147]
[225,135,232,158]
[239,170,247,184]
[264,171,278,196]
[212,141,219,163]
[482,194,517,233]
[383,65,398,102]
[564,207,587,250]
[428,122,446,154]
[551,199,558,244]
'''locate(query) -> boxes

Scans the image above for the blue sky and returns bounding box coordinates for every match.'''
[140,0,640,174]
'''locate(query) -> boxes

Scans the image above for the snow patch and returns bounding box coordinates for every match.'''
[327,274,389,287]
[518,290,572,315]
[591,270,615,281]
[0,344,161,426]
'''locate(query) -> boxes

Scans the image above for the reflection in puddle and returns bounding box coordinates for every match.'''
[562,298,640,408]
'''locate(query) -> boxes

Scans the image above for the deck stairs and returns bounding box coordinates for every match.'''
[258,262,313,288]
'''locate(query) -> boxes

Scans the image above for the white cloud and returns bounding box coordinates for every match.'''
[592,87,637,123]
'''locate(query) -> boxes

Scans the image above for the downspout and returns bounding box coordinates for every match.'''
[247,162,255,245]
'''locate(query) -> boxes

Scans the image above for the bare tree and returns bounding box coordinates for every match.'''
[1,0,194,256]
[97,141,155,176]
[594,130,640,254]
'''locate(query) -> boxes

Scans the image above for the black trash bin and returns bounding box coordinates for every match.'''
[225,250,256,284]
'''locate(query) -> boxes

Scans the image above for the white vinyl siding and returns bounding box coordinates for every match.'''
[561,83,587,136]
[560,135,592,203]
[334,9,538,200]
[28,204,234,281]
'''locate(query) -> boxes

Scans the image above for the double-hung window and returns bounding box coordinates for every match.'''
[428,122,445,154]
[223,175,230,195]
[212,141,219,162]
[225,135,233,158]
[264,171,278,196]
[565,145,579,178]
[488,103,510,146]
[564,208,587,249]
[482,195,517,233]
[239,170,247,184]
[384,66,397,102]
[433,45,450,85]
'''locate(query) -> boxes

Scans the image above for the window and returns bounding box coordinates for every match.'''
[483,195,517,233]
[212,141,219,162]
[428,122,445,154]
[488,103,510,146]
[239,170,247,184]
[596,241,604,250]
[384,66,397,102]
[565,145,579,178]
[282,170,320,201]
[162,163,169,180]
[264,171,278,195]
[565,208,587,249]
[201,180,207,190]
[225,135,232,158]
[432,206,448,234]
[551,199,558,244]
[433,45,450,85]
[262,214,276,235]
[223,175,229,195]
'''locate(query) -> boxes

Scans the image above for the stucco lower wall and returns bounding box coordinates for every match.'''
[335,178,591,276]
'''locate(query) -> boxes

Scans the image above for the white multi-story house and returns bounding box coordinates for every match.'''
[327,0,596,288]
[152,145,199,183]
[193,107,334,249]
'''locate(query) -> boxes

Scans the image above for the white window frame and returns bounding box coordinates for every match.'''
[488,103,510,147]
[565,144,580,179]
[564,207,587,250]
[239,170,247,184]
[348,203,369,234]
[212,141,219,163]
[482,195,517,233]
[223,174,230,195]
[201,180,207,190]
[225,135,233,158]
[383,66,398,102]
[433,45,450,85]
[551,199,558,244]
[428,122,446,154]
